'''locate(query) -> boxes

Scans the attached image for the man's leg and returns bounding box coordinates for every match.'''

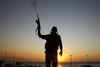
[52,58,57,67]
[46,54,51,67]
[52,54,58,67]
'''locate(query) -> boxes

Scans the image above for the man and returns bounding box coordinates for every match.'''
[36,19,63,67]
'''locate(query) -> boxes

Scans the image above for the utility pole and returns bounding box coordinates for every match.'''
[70,55,72,67]
[5,52,7,61]
[86,55,89,65]
[13,56,16,64]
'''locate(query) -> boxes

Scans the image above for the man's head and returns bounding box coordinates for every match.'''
[50,26,58,34]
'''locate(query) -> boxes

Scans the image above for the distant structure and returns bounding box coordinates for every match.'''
[13,56,16,64]
[86,55,89,65]
[83,55,92,67]
[39,64,41,67]
[4,53,7,61]
[0,59,5,67]
[70,55,72,67]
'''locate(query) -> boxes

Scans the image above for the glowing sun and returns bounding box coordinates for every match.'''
[58,55,63,62]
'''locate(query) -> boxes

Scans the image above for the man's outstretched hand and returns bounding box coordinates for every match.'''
[59,51,63,57]
[36,19,39,25]
[36,14,40,26]
[35,15,40,30]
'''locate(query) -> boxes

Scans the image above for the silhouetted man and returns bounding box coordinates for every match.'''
[36,18,63,67]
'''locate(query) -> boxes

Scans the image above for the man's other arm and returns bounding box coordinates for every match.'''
[59,35,63,56]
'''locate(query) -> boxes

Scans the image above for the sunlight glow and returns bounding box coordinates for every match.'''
[58,55,64,62]
[58,52,69,62]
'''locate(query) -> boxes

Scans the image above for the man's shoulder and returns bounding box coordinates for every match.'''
[46,34,61,38]
[57,34,61,37]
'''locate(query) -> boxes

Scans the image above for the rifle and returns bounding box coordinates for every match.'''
[35,14,41,35]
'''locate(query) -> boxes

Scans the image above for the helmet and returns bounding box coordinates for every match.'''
[51,26,57,33]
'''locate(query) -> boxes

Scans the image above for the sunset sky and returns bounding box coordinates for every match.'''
[0,0,100,62]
